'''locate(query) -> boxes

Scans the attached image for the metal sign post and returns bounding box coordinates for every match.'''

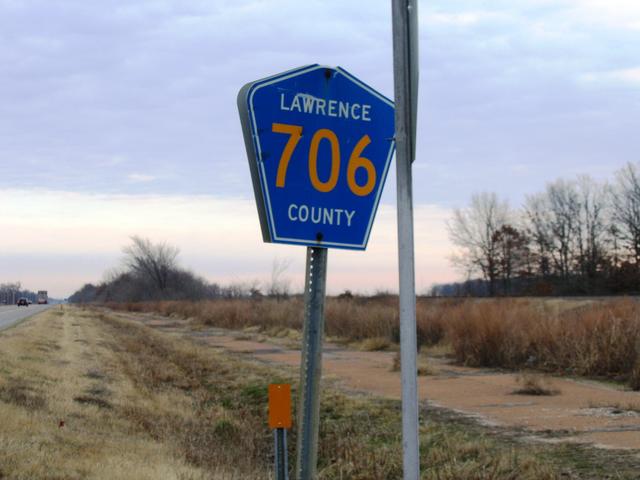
[238,65,395,479]
[296,247,328,480]
[392,0,420,479]
[274,428,288,480]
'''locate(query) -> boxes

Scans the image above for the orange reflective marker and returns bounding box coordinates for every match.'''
[268,384,292,429]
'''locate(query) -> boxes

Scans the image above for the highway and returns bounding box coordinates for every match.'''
[0,304,52,331]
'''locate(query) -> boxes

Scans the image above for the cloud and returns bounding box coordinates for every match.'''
[565,0,640,30]
[0,0,637,220]
[423,11,508,27]
[580,67,640,86]
[126,173,157,183]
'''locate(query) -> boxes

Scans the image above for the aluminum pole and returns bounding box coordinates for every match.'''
[296,246,328,480]
[392,0,420,478]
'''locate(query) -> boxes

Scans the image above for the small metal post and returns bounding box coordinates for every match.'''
[296,246,328,480]
[274,428,289,480]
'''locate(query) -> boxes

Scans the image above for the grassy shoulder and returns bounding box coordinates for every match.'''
[0,306,638,479]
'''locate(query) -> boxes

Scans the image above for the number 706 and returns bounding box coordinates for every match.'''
[271,123,377,197]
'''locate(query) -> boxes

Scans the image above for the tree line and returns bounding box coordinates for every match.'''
[69,236,293,303]
[0,283,38,304]
[437,162,640,296]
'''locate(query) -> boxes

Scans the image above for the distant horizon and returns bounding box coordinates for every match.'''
[0,188,455,298]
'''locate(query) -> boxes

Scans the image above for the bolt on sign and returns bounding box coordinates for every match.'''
[238,65,395,250]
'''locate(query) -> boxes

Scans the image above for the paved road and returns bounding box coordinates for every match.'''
[0,304,52,331]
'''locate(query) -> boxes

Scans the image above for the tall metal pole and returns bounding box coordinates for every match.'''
[296,246,328,480]
[392,0,420,479]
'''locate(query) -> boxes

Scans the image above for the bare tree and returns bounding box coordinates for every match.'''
[102,267,124,284]
[447,192,511,296]
[492,225,530,295]
[546,180,581,279]
[223,281,259,299]
[575,176,609,285]
[0,282,21,304]
[267,257,292,299]
[611,163,640,268]
[524,193,554,278]
[122,236,179,293]
[525,177,610,289]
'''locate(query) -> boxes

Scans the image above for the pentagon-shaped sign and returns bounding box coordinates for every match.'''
[238,65,395,250]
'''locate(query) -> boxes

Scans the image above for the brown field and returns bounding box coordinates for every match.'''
[0,306,272,479]
[111,296,640,389]
[3,305,640,478]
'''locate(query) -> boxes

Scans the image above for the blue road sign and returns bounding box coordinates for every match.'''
[238,65,395,250]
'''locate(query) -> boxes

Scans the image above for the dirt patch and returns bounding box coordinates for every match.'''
[512,372,561,396]
[125,310,640,452]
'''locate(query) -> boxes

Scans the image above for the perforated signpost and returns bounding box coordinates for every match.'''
[238,65,395,479]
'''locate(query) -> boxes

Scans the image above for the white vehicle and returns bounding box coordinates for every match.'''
[37,291,48,305]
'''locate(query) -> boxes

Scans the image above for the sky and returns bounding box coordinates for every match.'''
[1,0,639,297]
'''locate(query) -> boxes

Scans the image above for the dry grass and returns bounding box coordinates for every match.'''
[512,372,560,396]
[0,306,294,479]
[446,298,640,389]
[0,377,47,410]
[110,297,640,389]
[108,296,452,349]
[359,336,392,351]
[0,307,212,480]
[2,306,638,478]
[391,352,436,376]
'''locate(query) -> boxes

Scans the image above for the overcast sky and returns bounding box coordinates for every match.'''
[1,0,639,297]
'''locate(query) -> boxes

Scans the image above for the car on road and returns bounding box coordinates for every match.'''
[17,298,29,307]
